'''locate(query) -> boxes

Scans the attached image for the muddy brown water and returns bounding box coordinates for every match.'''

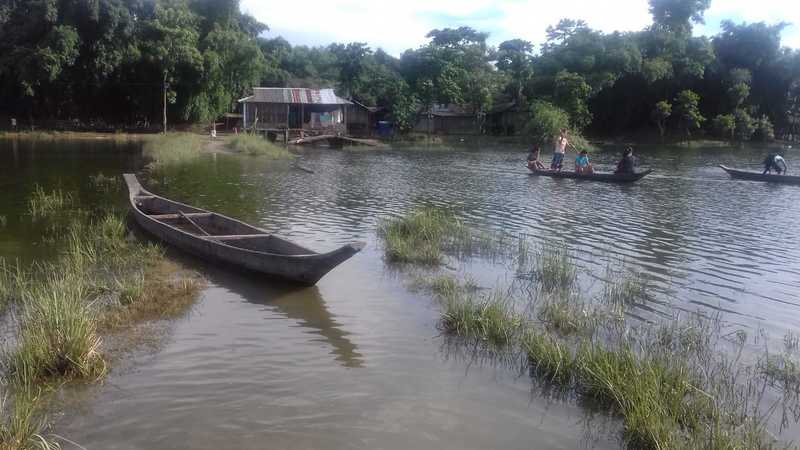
[1,138,799,448]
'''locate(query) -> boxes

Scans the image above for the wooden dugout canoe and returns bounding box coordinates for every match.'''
[719,165,800,185]
[528,168,654,183]
[123,174,364,285]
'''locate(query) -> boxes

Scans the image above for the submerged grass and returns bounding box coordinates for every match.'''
[440,291,523,348]
[535,243,577,292]
[388,210,787,449]
[27,186,73,220]
[225,134,291,158]
[378,207,502,265]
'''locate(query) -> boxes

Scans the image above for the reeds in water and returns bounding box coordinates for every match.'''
[225,134,291,158]
[27,186,73,220]
[141,133,204,169]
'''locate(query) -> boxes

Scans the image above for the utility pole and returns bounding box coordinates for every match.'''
[162,71,167,135]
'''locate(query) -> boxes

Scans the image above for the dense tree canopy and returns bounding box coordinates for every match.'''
[1,0,799,141]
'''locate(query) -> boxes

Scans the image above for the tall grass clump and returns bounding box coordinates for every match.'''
[439,291,523,348]
[88,173,119,193]
[378,207,500,265]
[0,389,58,450]
[378,208,463,264]
[537,293,596,336]
[7,271,104,384]
[0,260,28,313]
[535,243,577,292]
[226,134,291,158]
[141,133,204,169]
[27,186,73,220]
[604,267,651,307]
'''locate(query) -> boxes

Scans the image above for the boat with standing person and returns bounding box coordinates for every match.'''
[123,174,364,285]
[719,165,800,185]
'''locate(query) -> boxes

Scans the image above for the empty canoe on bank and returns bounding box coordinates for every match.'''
[123,174,364,285]
[528,168,654,183]
[719,165,800,185]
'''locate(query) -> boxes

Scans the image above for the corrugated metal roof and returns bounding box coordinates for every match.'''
[239,88,351,105]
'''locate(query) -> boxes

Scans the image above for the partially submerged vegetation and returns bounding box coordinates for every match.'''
[225,134,292,158]
[388,206,798,449]
[27,186,73,221]
[0,185,203,449]
[378,207,502,265]
[141,133,205,169]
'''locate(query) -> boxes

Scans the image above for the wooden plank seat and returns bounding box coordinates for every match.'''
[202,234,271,241]
[148,213,214,220]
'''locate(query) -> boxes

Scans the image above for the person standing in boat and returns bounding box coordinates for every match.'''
[762,153,788,174]
[615,147,636,174]
[527,145,546,170]
[550,129,575,171]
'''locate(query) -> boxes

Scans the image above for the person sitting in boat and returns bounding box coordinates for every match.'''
[762,153,788,174]
[575,150,593,174]
[527,145,546,170]
[615,147,635,174]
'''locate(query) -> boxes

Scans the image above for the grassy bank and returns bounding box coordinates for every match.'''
[389,207,794,449]
[225,134,292,158]
[0,131,138,141]
[0,184,203,449]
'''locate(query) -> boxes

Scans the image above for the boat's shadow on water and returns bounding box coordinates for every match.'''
[128,217,364,368]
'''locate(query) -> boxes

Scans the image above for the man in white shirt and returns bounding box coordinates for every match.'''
[763,153,788,174]
[550,128,574,171]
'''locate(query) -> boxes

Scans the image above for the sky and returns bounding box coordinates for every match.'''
[241,0,800,56]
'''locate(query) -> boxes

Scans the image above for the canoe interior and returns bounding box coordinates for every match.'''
[135,196,315,256]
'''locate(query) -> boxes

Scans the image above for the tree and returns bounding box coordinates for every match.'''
[140,1,202,133]
[495,39,534,104]
[733,108,755,141]
[711,114,735,140]
[673,89,704,138]
[524,100,571,145]
[652,100,672,137]
[649,0,711,35]
[553,71,592,129]
[329,42,371,98]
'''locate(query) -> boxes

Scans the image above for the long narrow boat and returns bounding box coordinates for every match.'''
[719,165,800,185]
[528,168,654,183]
[123,174,364,285]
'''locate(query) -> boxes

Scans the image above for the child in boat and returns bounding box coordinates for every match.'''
[527,145,546,170]
[575,150,593,174]
[615,147,635,174]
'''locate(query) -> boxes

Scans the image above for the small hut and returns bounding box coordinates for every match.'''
[239,88,351,139]
[413,104,480,135]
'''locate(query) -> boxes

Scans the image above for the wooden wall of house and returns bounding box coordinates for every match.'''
[346,105,371,136]
[245,103,288,128]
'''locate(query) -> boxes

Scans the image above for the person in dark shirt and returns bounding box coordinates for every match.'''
[527,145,545,170]
[615,147,635,174]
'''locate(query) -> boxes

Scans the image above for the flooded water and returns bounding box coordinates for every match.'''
[2,138,799,448]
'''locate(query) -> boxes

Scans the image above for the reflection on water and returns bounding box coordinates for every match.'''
[2,138,800,448]
[195,259,364,369]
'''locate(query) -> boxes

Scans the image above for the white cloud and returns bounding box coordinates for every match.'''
[241,0,799,55]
